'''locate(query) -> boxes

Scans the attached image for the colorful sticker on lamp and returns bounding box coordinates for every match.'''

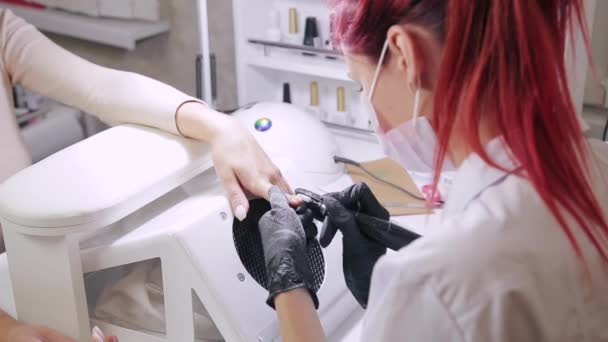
[255,118,272,132]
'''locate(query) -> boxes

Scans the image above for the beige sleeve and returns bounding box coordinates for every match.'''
[0,9,199,135]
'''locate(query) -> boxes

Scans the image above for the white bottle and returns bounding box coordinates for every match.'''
[266,9,282,42]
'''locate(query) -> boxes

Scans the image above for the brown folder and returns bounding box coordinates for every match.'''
[346,158,433,216]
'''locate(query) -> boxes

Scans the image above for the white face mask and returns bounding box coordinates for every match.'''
[362,40,455,201]
[363,40,455,174]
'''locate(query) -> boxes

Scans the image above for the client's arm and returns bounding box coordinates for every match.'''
[0,310,20,342]
[0,8,296,214]
[1,309,116,342]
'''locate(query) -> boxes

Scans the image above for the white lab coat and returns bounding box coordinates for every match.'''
[362,138,608,341]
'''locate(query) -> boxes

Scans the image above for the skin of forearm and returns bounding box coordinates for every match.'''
[275,289,326,342]
[176,101,232,143]
[0,310,21,342]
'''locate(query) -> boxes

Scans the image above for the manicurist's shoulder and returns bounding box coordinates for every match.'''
[373,207,518,298]
[362,213,506,341]
[365,173,582,341]
[382,172,563,291]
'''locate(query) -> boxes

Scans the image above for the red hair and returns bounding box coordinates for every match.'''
[330,0,608,261]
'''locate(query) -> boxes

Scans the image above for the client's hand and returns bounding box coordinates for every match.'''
[176,103,300,221]
[8,325,117,342]
[209,116,296,214]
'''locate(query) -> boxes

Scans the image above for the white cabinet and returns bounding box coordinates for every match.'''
[196,0,384,163]
[28,0,160,21]
[228,0,373,132]
[0,2,169,50]
[212,0,598,136]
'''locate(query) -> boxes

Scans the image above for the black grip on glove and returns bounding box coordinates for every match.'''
[258,187,319,309]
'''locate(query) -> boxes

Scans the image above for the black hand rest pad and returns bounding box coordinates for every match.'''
[232,199,325,292]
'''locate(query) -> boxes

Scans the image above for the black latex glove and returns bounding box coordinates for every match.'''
[258,186,319,309]
[321,183,390,308]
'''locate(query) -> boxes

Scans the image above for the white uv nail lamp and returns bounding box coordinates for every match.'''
[0,103,360,341]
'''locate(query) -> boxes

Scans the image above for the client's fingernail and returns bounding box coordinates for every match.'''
[109,336,119,342]
[294,194,308,202]
[235,205,247,221]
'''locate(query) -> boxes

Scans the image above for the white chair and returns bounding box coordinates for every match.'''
[0,103,361,341]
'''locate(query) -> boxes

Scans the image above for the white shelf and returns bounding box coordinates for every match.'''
[232,0,369,131]
[0,3,169,50]
[247,56,351,82]
[248,38,342,58]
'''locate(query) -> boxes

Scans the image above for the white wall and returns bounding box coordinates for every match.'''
[47,0,239,110]
[584,0,608,105]
[48,1,198,96]
[566,0,597,115]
